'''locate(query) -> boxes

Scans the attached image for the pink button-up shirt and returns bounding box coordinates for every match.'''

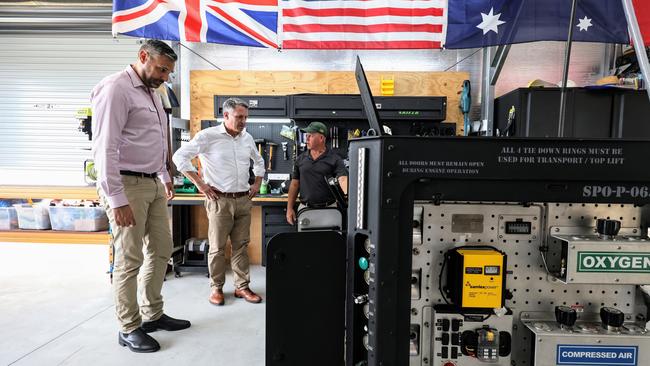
[91,65,170,208]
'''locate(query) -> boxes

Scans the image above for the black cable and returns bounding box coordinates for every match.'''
[179,42,222,70]
[438,253,450,304]
[444,48,482,72]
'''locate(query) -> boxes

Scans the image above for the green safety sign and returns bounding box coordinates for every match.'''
[577,252,650,273]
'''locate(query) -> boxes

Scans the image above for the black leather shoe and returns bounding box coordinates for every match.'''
[141,314,191,333]
[118,328,160,353]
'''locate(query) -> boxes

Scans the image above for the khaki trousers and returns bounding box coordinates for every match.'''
[101,175,173,333]
[205,196,252,290]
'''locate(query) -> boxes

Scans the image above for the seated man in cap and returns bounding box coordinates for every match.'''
[286,121,348,225]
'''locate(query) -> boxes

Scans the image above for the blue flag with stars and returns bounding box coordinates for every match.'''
[445,0,630,49]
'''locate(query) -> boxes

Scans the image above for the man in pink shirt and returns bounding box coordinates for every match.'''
[92,40,190,353]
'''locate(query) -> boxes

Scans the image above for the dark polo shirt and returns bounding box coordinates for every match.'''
[292,148,348,205]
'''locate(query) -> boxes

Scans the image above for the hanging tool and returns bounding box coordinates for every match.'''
[254,138,266,157]
[335,127,339,148]
[254,139,266,170]
[267,142,278,171]
[459,80,471,136]
[292,125,298,161]
[281,142,288,160]
[328,127,332,149]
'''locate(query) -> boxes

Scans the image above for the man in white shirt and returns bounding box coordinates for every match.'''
[172,97,265,305]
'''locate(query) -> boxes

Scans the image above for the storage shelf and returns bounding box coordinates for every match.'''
[0,185,98,200]
[0,230,109,245]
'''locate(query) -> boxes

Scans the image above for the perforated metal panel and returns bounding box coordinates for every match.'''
[410,202,644,366]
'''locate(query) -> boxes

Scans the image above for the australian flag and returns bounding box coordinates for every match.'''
[112,0,279,48]
[445,0,630,49]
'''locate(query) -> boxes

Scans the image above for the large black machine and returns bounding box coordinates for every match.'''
[265,57,650,366]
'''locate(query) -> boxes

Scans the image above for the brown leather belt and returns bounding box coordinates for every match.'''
[216,191,249,198]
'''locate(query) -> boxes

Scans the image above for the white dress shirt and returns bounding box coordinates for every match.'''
[172,124,265,193]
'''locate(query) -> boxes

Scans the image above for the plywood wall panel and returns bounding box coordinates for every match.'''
[191,70,468,135]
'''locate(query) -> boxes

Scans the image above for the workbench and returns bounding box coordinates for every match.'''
[0,186,293,265]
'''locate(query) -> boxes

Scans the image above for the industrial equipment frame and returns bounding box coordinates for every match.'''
[346,136,650,366]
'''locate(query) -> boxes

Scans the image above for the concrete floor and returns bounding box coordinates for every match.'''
[0,243,266,366]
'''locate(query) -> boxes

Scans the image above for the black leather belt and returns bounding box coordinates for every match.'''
[120,170,157,178]
[306,201,336,208]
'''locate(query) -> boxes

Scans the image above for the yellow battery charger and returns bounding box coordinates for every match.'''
[445,247,507,309]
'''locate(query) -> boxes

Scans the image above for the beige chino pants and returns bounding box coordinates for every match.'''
[101,175,173,333]
[205,196,252,291]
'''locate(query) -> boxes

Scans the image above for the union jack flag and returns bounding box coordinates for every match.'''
[112,0,279,48]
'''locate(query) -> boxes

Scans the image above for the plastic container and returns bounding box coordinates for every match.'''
[14,204,51,230]
[48,206,109,232]
[0,207,19,230]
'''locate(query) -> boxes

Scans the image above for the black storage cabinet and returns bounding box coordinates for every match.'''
[290,94,365,120]
[289,94,447,121]
[494,88,650,138]
[215,95,288,117]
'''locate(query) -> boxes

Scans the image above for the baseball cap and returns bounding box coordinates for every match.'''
[300,121,328,137]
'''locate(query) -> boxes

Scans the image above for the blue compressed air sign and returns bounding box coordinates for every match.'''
[557,345,637,365]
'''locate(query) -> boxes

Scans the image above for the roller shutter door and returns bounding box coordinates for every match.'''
[0,35,141,186]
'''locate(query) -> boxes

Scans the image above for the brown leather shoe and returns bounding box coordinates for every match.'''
[209,289,224,306]
[234,287,262,303]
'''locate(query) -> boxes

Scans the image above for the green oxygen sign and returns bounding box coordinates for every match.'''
[578,252,650,273]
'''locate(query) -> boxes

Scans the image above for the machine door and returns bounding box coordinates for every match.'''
[266,231,346,366]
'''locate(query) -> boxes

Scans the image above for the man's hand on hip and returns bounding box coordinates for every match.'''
[248,182,261,199]
[197,182,219,200]
[164,182,175,200]
[114,205,136,227]
[286,207,296,225]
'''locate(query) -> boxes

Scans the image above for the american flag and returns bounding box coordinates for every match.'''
[280,0,447,49]
[112,0,279,48]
